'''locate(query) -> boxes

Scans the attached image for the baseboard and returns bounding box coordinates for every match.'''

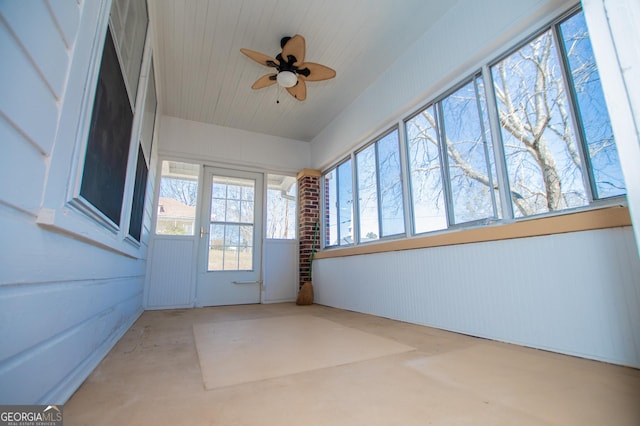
[38,306,144,404]
[144,304,193,310]
[262,298,296,304]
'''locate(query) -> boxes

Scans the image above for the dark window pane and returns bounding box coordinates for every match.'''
[128,145,148,241]
[81,28,133,225]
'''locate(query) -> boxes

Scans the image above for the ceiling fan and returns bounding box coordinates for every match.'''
[240,34,336,101]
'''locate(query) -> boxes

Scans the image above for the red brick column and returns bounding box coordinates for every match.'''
[297,168,321,288]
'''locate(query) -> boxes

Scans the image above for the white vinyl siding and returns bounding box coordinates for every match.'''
[0,0,156,404]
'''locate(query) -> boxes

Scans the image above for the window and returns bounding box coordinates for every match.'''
[406,105,447,234]
[128,61,157,242]
[109,0,149,106]
[440,78,498,224]
[356,129,404,242]
[490,9,624,217]
[156,161,199,235]
[80,27,133,226]
[323,159,353,247]
[77,0,148,229]
[322,7,625,249]
[266,174,297,239]
[406,77,498,233]
[128,145,148,241]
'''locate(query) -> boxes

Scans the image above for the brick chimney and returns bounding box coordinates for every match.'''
[297,169,321,288]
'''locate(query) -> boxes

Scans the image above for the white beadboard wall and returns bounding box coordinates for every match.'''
[0,0,154,404]
[145,237,196,309]
[314,227,640,367]
[263,239,298,303]
[159,115,310,173]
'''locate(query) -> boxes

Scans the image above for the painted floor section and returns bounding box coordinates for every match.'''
[64,303,640,425]
[193,314,415,389]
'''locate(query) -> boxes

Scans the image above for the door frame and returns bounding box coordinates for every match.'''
[195,166,264,307]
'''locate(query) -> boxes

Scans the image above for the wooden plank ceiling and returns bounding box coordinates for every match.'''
[148,0,455,142]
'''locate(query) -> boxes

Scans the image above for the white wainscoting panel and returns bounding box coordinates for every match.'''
[315,227,640,368]
[263,239,298,303]
[145,237,197,308]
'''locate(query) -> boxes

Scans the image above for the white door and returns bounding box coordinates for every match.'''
[196,167,263,306]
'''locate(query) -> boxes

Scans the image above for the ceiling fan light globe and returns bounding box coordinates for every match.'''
[277,71,297,88]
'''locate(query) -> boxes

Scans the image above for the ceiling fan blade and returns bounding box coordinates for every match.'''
[251,73,277,89]
[286,78,307,101]
[240,48,280,68]
[299,62,336,81]
[282,34,305,66]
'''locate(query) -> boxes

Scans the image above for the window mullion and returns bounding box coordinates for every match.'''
[482,64,514,221]
[353,152,361,244]
[398,119,413,237]
[374,141,384,239]
[436,102,454,227]
[350,153,358,245]
[473,75,499,219]
[334,168,341,246]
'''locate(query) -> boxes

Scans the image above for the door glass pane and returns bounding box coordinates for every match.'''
[208,176,255,271]
[223,246,239,270]
[240,200,254,223]
[239,225,254,269]
[156,161,199,235]
[225,200,241,222]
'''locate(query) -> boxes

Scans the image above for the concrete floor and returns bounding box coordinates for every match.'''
[65,303,640,425]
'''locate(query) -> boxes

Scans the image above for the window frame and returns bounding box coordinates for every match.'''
[486,5,625,219]
[323,157,355,248]
[37,0,154,259]
[265,173,298,240]
[354,126,405,244]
